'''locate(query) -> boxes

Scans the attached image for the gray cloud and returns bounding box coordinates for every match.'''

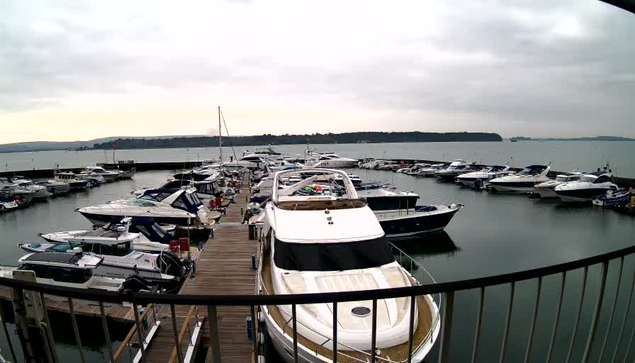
[0,0,634,138]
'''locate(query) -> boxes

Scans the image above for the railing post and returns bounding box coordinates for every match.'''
[523,277,542,363]
[566,266,589,363]
[292,304,299,363]
[98,302,115,363]
[611,266,635,363]
[207,305,222,363]
[133,304,147,363]
[407,295,417,363]
[371,298,378,363]
[251,305,258,362]
[171,304,184,363]
[599,257,624,362]
[0,301,17,363]
[471,287,485,363]
[581,261,609,363]
[546,272,566,363]
[67,298,86,363]
[499,282,515,363]
[39,292,59,363]
[437,291,455,363]
[332,301,338,363]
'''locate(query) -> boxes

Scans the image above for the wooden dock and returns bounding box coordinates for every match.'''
[142,181,258,363]
[0,286,136,323]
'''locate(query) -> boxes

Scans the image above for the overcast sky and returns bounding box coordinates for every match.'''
[0,0,634,143]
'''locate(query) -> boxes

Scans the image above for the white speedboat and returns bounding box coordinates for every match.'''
[79,166,120,183]
[435,160,477,182]
[554,173,619,203]
[533,173,582,198]
[19,236,188,288]
[488,165,551,192]
[259,168,440,363]
[308,152,359,168]
[0,253,153,296]
[415,163,445,177]
[12,179,52,200]
[0,197,19,213]
[77,188,215,241]
[39,217,176,253]
[456,165,514,187]
[0,178,36,199]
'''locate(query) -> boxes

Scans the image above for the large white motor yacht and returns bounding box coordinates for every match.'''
[554,173,619,203]
[533,172,582,198]
[80,166,120,182]
[308,152,359,168]
[488,165,551,192]
[259,168,440,363]
[456,165,514,187]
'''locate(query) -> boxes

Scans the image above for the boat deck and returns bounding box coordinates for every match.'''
[141,181,258,363]
[260,246,435,363]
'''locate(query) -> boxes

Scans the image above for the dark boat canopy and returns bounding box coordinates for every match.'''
[519,165,548,175]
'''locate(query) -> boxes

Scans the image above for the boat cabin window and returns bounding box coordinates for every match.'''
[83,242,132,256]
[130,200,159,207]
[140,191,175,202]
[519,165,546,175]
[18,264,92,283]
[594,175,613,184]
[241,156,263,162]
[274,236,394,271]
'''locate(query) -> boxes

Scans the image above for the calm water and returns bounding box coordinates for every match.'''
[1,168,635,361]
[2,141,635,177]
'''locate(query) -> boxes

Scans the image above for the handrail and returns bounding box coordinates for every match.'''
[113,304,155,361]
[3,243,635,306]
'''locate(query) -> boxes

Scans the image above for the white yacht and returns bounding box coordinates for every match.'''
[308,152,359,168]
[39,217,176,253]
[533,173,582,198]
[19,234,188,287]
[80,166,121,183]
[415,164,445,177]
[488,165,551,193]
[0,178,36,199]
[434,160,475,182]
[0,253,152,296]
[258,168,440,363]
[456,165,514,187]
[77,188,215,241]
[554,173,619,203]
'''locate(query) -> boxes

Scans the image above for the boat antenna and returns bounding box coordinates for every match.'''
[218,106,223,162]
[219,108,239,163]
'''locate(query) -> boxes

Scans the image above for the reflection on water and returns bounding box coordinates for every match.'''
[390,231,460,258]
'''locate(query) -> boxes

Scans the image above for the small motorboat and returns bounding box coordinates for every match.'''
[0,253,154,298]
[54,172,90,190]
[39,217,177,253]
[415,163,446,177]
[593,188,632,207]
[0,197,19,213]
[36,180,71,195]
[375,204,463,238]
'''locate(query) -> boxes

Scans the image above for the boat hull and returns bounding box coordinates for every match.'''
[533,187,558,198]
[489,181,538,193]
[376,206,461,238]
[556,188,611,203]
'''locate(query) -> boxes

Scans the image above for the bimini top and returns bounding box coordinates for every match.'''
[272,168,360,205]
[519,165,550,175]
[19,252,102,269]
[138,188,203,214]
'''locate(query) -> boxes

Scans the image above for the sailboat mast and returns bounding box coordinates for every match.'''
[218,106,223,161]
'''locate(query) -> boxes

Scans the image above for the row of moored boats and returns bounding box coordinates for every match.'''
[0,166,135,213]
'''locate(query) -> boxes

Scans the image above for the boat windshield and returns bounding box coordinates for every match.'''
[519,165,547,175]
[82,242,132,256]
[274,236,394,271]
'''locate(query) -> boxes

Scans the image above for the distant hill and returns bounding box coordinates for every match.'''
[91,132,503,150]
[0,135,201,153]
[509,136,634,142]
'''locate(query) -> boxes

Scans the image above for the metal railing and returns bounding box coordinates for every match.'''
[1,243,635,362]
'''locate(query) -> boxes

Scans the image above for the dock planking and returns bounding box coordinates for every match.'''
[143,181,257,363]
